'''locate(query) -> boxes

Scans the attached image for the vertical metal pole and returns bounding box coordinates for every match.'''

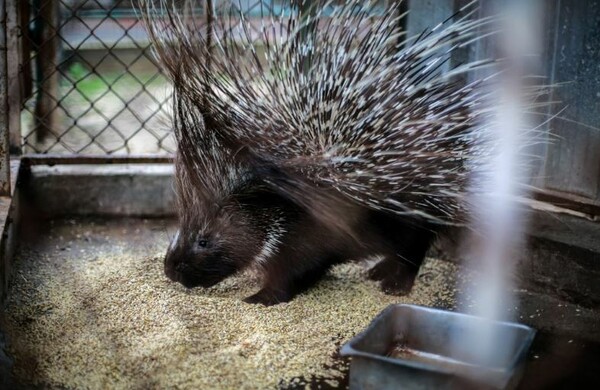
[297,0,316,74]
[0,0,12,195]
[6,0,21,154]
[203,0,213,111]
[396,0,409,49]
[33,0,58,143]
[20,0,32,103]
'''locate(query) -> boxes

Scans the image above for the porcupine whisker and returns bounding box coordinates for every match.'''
[393,254,419,268]
[161,224,173,244]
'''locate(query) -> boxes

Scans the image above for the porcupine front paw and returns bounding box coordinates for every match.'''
[243,288,292,306]
[368,258,417,296]
[367,258,391,281]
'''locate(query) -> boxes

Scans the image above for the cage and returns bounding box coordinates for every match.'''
[0,0,599,388]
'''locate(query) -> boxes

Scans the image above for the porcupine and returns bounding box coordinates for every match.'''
[168,92,430,305]
[144,0,437,305]
[144,0,540,305]
[165,93,428,305]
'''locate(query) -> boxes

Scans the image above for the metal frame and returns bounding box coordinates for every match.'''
[21,153,172,165]
[0,0,8,195]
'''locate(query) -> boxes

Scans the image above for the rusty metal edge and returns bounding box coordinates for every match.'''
[0,159,21,389]
[19,156,599,217]
[533,189,600,218]
[18,156,600,218]
[0,159,21,305]
[21,154,174,166]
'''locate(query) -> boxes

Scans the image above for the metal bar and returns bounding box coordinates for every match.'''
[533,189,600,219]
[33,0,58,142]
[6,0,21,154]
[21,154,174,166]
[0,0,12,195]
[0,159,21,305]
[19,0,32,102]
[294,0,318,74]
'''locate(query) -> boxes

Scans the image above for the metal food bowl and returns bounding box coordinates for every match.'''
[341,304,535,390]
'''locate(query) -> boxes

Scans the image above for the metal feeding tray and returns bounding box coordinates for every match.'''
[341,304,535,390]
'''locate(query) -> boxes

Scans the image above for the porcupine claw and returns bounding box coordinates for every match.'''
[244,288,292,306]
[368,259,418,296]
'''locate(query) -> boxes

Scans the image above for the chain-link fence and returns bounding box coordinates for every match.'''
[19,0,396,155]
[19,0,304,155]
[20,0,175,154]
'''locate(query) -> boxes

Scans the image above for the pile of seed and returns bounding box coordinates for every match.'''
[1,219,462,389]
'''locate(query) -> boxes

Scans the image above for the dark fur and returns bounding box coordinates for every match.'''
[243,209,438,306]
[164,153,437,306]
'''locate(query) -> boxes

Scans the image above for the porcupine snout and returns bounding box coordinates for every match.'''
[164,230,184,282]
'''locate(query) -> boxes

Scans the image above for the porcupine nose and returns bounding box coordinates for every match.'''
[175,262,188,272]
[163,254,184,281]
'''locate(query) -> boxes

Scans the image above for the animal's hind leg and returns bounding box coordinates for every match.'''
[368,223,436,295]
[368,257,420,295]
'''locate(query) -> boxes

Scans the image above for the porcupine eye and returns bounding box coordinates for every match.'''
[194,237,208,249]
[194,234,208,251]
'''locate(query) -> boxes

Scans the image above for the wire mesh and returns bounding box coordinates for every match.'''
[19,0,395,155]
[20,0,175,154]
